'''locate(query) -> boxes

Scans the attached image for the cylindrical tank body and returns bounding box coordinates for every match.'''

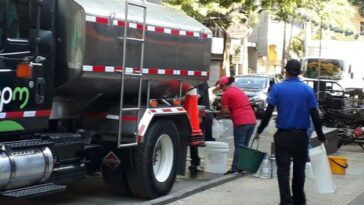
[0,148,53,190]
[55,0,212,101]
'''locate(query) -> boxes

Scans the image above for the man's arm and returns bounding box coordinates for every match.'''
[217,106,230,118]
[309,108,326,142]
[254,104,274,139]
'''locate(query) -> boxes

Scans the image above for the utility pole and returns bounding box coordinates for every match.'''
[317,16,323,101]
[281,22,287,75]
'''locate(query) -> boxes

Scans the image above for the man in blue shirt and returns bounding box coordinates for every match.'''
[255,59,326,205]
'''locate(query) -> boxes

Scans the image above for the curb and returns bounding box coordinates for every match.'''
[141,174,243,205]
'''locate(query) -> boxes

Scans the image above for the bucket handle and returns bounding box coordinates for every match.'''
[250,138,260,150]
[329,158,348,169]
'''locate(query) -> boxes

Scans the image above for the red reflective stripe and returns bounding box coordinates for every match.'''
[180,70,188,76]
[115,66,123,72]
[194,71,202,77]
[139,125,146,134]
[136,24,145,30]
[93,65,105,72]
[186,31,194,36]
[148,68,158,75]
[36,110,51,117]
[162,109,172,112]
[2,110,50,119]
[133,67,141,73]
[177,108,185,111]
[165,69,174,75]
[155,27,164,33]
[96,17,108,24]
[6,112,23,119]
[117,20,126,27]
[82,65,209,77]
[150,109,157,113]
[88,15,212,39]
[122,116,138,121]
[171,29,179,35]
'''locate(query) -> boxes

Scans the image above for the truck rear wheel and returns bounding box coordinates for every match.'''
[127,120,179,199]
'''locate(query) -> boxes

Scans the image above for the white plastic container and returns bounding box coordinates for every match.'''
[309,144,336,194]
[260,155,271,178]
[305,162,314,179]
[212,119,228,139]
[204,141,229,173]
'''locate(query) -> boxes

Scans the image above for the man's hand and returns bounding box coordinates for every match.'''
[254,133,260,140]
[212,86,221,94]
[321,139,328,147]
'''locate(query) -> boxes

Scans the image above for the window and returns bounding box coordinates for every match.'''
[234,76,269,90]
[5,0,32,39]
[302,59,345,80]
[0,0,32,46]
[0,0,5,49]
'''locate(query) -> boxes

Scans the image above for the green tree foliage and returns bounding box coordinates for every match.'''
[164,0,254,29]
[165,0,359,31]
[164,0,329,29]
[349,0,364,15]
[288,0,359,58]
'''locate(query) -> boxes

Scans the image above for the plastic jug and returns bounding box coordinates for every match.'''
[259,155,271,179]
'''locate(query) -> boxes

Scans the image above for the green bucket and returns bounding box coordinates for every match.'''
[237,140,266,173]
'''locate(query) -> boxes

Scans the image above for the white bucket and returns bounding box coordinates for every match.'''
[309,144,336,194]
[204,141,229,173]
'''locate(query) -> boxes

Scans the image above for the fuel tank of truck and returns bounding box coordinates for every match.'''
[54,0,212,100]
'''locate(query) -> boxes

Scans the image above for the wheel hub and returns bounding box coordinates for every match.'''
[153,134,174,182]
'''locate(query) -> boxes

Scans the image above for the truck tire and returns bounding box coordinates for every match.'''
[127,120,179,199]
[101,163,131,196]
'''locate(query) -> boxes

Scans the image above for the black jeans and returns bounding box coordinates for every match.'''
[190,145,200,166]
[201,112,214,141]
[274,130,308,205]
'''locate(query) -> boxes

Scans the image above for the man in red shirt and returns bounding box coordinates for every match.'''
[217,76,257,174]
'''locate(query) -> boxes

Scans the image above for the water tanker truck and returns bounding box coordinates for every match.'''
[0,0,211,199]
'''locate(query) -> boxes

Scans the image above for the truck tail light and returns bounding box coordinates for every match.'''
[149,99,158,107]
[16,63,32,78]
[173,98,181,106]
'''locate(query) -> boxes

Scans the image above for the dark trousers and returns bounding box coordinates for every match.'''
[274,130,308,205]
[201,112,214,141]
[190,145,200,166]
[190,113,214,167]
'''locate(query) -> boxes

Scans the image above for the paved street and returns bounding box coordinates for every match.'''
[169,146,364,205]
[3,119,364,205]
[168,121,364,205]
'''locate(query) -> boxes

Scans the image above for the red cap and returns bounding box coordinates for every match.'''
[218,76,229,87]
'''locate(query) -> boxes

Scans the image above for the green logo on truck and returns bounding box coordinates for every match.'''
[0,87,30,112]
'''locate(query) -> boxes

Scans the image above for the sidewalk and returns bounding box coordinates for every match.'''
[167,135,364,205]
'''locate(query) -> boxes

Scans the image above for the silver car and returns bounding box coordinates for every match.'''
[212,74,280,118]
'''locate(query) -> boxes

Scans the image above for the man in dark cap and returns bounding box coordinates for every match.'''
[254,59,326,205]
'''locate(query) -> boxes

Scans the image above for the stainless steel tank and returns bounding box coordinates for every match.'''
[54,0,212,101]
[0,147,53,190]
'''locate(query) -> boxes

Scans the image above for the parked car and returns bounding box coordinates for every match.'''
[212,74,280,118]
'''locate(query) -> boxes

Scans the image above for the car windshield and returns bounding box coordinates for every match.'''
[234,76,268,90]
[302,59,344,80]
[0,0,4,49]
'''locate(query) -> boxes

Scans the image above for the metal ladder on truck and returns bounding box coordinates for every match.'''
[118,0,147,148]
